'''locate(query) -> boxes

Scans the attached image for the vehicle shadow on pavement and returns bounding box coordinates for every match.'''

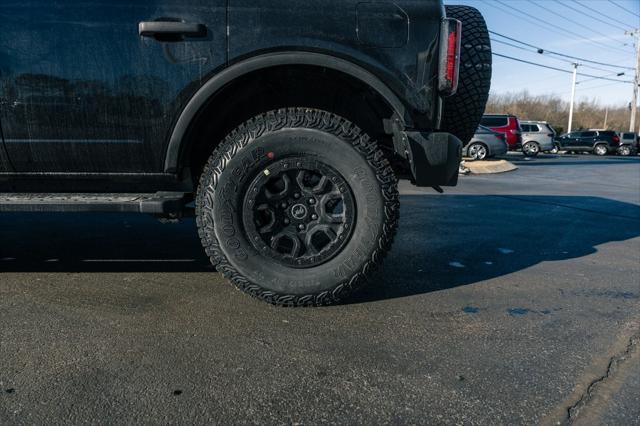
[0,213,213,273]
[1,195,639,303]
[350,194,640,304]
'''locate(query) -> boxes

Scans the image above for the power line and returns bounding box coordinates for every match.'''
[492,52,634,83]
[608,0,640,18]
[578,81,630,90]
[558,80,626,95]
[578,72,627,84]
[485,1,587,43]
[490,37,626,73]
[489,31,636,71]
[530,0,633,49]
[490,0,634,55]
[562,0,635,30]
[571,0,636,28]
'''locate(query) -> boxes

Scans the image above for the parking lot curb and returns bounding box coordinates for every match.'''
[465,159,518,174]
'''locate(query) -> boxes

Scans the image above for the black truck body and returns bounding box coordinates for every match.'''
[0,1,492,305]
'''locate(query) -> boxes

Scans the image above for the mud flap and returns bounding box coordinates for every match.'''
[405,132,462,187]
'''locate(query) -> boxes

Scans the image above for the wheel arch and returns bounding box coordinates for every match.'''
[164,52,409,174]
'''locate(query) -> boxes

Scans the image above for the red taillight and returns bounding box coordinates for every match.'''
[438,18,462,96]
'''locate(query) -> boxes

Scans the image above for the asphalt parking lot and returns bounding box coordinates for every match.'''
[1,154,639,425]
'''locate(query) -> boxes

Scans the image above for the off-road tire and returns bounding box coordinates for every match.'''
[440,5,492,145]
[195,108,399,306]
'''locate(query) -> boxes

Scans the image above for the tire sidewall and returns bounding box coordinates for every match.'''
[524,142,539,156]
[203,127,388,296]
[594,144,608,156]
[469,143,487,160]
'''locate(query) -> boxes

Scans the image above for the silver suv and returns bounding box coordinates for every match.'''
[619,132,638,156]
[520,121,557,156]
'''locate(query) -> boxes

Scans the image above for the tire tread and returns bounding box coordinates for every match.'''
[195,108,399,306]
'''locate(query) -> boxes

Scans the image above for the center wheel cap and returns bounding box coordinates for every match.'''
[291,204,308,220]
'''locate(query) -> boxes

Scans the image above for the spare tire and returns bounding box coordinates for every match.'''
[440,5,492,146]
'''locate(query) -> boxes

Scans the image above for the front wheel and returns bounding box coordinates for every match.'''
[196,108,399,306]
[523,142,540,157]
[594,144,608,156]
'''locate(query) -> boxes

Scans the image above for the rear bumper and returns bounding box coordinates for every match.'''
[493,144,508,156]
[403,131,463,187]
[538,140,555,151]
[508,141,522,151]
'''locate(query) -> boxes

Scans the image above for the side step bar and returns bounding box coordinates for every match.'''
[0,192,190,213]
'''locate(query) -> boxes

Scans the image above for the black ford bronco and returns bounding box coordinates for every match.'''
[0,1,491,305]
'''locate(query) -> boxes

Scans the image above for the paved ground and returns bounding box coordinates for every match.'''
[1,154,639,425]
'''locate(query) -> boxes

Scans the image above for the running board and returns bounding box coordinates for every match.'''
[0,192,190,213]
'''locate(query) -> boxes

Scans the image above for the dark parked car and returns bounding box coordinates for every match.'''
[0,1,492,306]
[463,125,508,160]
[556,130,620,156]
[480,114,522,151]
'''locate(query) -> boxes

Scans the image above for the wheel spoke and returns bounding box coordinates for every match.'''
[264,174,292,200]
[244,157,355,268]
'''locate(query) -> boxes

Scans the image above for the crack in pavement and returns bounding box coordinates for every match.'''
[563,330,640,425]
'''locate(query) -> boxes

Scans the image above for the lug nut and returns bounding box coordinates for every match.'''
[283,218,290,225]
[294,193,301,199]
[308,198,315,205]
[311,214,318,220]
[298,224,305,231]
[281,202,287,208]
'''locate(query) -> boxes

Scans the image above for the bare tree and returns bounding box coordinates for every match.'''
[486,91,630,134]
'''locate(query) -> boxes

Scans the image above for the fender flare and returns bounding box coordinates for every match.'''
[164,51,409,173]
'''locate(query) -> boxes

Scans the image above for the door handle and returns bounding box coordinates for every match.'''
[139,21,206,40]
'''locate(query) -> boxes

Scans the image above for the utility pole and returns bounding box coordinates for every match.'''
[627,29,640,133]
[568,63,578,133]
[604,106,608,129]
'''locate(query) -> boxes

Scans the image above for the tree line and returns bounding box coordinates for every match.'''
[485,91,633,134]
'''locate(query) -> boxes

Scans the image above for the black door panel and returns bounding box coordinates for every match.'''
[0,1,226,173]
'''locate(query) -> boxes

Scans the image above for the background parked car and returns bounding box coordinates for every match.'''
[463,125,508,160]
[480,114,522,151]
[618,132,638,156]
[556,130,620,156]
[520,120,557,155]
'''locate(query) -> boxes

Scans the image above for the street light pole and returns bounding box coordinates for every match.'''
[627,29,640,132]
[568,63,578,133]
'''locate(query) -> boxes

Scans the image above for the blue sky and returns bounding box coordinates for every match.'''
[443,0,639,106]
